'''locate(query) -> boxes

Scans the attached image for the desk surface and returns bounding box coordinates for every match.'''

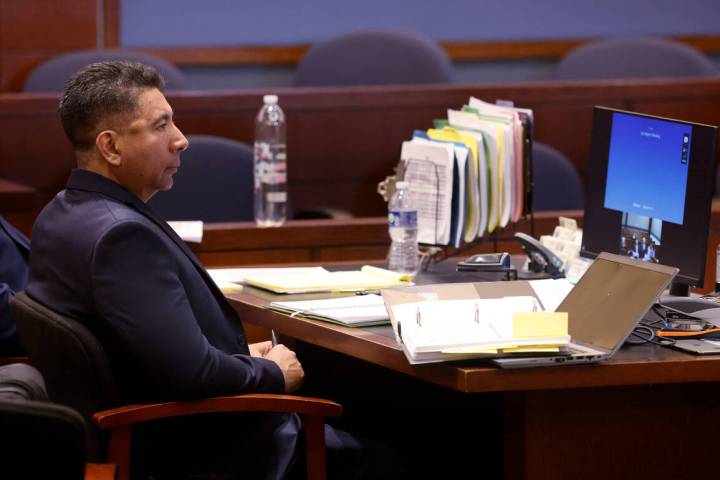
[226,263,720,394]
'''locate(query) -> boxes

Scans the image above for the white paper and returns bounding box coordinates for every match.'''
[401,139,455,245]
[168,221,204,243]
[270,294,389,325]
[529,278,575,312]
[207,266,328,285]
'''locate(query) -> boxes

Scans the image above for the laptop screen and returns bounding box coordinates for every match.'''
[557,252,677,352]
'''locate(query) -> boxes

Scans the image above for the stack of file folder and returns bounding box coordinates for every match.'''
[398,97,533,248]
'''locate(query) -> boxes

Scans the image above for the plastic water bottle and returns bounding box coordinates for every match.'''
[388,181,419,275]
[254,94,287,227]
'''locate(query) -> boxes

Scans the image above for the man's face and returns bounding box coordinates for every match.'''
[114,88,188,202]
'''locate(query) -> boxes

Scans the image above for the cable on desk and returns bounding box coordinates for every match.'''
[626,323,676,346]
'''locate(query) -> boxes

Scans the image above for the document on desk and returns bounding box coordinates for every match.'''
[381,281,571,364]
[423,128,474,247]
[240,266,412,294]
[447,109,500,234]
[389,297,569,364]
[400,139,454,245]
[168,221,204,243]
[462,106,514,229]
[207,267,328,293]
[268,294,389,327]
[468,97,525,222]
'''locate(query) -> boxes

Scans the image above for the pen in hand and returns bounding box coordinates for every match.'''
[271,329,278,347]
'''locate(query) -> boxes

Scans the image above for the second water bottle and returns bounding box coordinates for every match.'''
[388,181,419,275]
[254,94,287,227]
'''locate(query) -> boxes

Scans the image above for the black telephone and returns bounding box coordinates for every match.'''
[514,232,565,278]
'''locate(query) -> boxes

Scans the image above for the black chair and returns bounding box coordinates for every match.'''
[0,363,116,480]
[11,292,341,480]
[148,134,255,222]
[293,29,453,87]
[551,37,719,81]
[23,49,188,92]
[531,142,584,211]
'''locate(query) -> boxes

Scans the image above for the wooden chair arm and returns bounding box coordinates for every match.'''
[92,393,342,429]
[93,394,341,480]
[85,463,117,480]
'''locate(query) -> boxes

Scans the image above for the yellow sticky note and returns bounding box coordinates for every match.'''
[512,312,568,338]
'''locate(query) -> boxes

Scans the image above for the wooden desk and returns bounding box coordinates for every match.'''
[226,277,720,479]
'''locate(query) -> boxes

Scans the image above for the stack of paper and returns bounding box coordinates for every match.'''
[396,97,533,249]
[386,294,570,364]
[226,265,411,294]
[268,294,389,327]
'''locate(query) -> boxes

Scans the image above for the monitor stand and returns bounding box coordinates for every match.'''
[668,281,690,297]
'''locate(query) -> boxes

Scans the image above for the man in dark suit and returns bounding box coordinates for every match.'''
[26,61,308,479]
[0,215,29,356]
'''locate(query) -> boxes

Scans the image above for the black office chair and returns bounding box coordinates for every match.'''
[23,49,188,92]
[148,134,256,222]
[0,363,116,480]
[11,292,341,480]
[551,36,719,81]
[531,142,584,211]
[293,29,454,87]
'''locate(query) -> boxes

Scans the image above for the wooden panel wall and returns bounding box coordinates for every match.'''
[0,0,98,91]
[1,78,720,226]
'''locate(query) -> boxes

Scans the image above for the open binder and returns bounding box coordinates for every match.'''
[382,281,569,364]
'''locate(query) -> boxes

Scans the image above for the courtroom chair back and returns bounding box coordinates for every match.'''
[532,141,584,211]
[11,292,116,460]
[23,48,188,92]
[0,363,87,479]
[293,29,454,87]
[147,134,256,222]
[551,37,719,81]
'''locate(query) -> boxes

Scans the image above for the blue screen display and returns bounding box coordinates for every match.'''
[603,112,692,224]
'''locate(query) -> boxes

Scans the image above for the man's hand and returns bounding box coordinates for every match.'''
[248,341,272,358]
[265,344,304,393]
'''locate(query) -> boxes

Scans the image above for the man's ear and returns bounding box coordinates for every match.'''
[96,130,122,166]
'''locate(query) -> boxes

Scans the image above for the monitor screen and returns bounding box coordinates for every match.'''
[582,106,718,293]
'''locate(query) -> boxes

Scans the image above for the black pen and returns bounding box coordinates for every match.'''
[271,329,278,347]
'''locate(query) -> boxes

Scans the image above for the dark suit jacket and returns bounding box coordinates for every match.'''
[0,215,30,352]
[27,169,296,479]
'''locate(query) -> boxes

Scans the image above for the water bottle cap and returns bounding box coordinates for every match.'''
[263,94,278,105]
[395,181,409,189]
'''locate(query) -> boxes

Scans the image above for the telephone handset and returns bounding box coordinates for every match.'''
[514,232,565,278]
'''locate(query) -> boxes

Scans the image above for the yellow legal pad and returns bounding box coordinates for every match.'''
[242,266,412,294]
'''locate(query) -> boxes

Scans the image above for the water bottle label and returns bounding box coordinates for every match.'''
[254,142,287,186]
[255,161,287,185]
[388,210,417,228]
[266,191,287,202]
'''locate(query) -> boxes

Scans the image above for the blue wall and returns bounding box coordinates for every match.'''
[118,0,720,89]
[121,0,720,47]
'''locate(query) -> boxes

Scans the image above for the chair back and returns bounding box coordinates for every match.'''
[148,134,255,222]
[532,142,584,211]
[11,292,116,459]
[0,363,87,479]
[294,29,453,86]
[23,48,188,92]
[551,37,719,80]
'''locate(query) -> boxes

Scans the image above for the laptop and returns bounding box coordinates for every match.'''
[493,252,678,368]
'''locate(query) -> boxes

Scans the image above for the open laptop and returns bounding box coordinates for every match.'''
[493,252,678,368]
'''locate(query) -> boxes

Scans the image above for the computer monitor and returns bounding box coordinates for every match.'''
[581,106,718,296]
